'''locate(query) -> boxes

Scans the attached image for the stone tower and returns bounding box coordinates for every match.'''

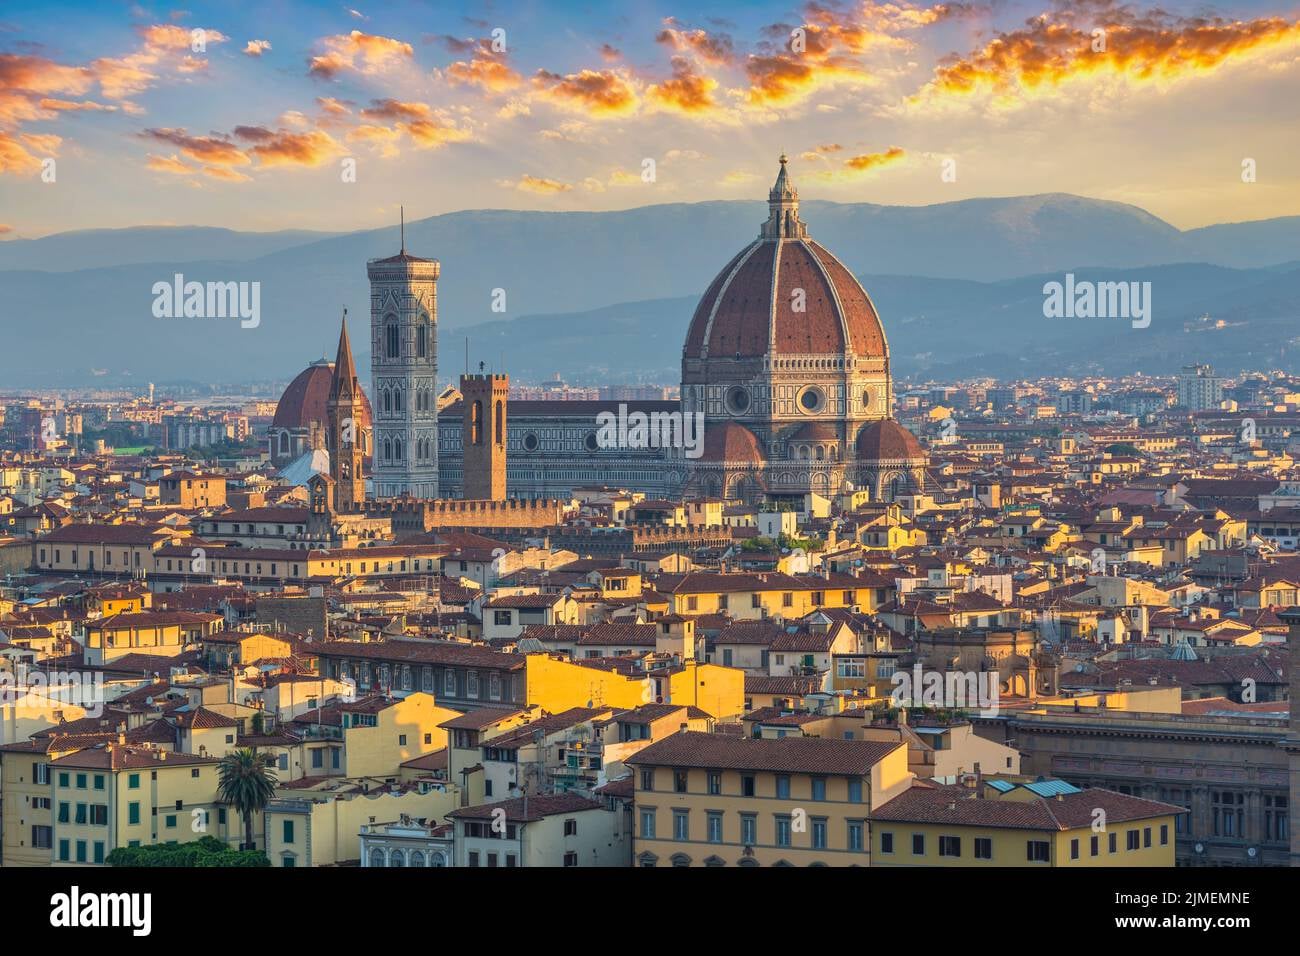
[327,313,367,511]
[367,212,439,498]
[460,372,508,500]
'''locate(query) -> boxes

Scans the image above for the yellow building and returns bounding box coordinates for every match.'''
[0,734,112,866]
[870,781,1184,867]
[82,610,223,665]
[264,781,459,867]
[289,692,460,780]
[665,571,878,621]
[524,654,745,721]
[46,742,230,865]
[626,731,911,866]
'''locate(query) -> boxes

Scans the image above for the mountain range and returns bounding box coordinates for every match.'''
[1,194,1298,387]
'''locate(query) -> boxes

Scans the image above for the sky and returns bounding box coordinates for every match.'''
[1,0,1299,238]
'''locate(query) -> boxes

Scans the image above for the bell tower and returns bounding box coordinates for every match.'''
[327,311,366,511]
[367,208,440,498]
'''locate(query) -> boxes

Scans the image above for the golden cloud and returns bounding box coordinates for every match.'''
[445,40,523,93]
[646,57,722,115]
[0,131,51,174]
[532,68,639,116]
[504,174,573,194]
[141,127,250,166]
[811,145,906,180]
[146,153,192,174]
[918,6,1300,106]
[245,128,343,168]
[308,30,414,79]
[244,40,272,57]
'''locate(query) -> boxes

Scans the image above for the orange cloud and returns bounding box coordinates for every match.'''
[350,99,471,153]
[317,95,353,115]
[244,40,272,57]
[444,39,522,93]
[812,145,906,180]
[532,68,639,116]
[242,128,343,168]
[744,49,874,106]
[918,6,1300,106]
[0,224,12,235]
[0,131,51,174]
[646,57,722,115]
[141,127,250,166]
[656,18,735,65]
[146,153,192,174]
[502,174,573,194]
[308,30,413,79]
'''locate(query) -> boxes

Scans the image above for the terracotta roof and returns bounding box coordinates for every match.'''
[699,422,764,465]
[872,786,1186,830]
[626,730,900,775]
[447,792,604,823]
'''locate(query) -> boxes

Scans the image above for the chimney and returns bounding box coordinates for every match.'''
[974,761,983,797]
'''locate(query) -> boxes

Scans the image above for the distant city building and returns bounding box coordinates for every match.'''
[1178,364,1226,411]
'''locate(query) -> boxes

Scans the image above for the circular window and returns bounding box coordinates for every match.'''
[523,432,539,452]
[862,389,872,410]
[798,387,825,413]
[725,386,751,415]
[585,432,600,452]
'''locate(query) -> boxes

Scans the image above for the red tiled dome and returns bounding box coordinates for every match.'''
[700,422,765,464]
[855,420,925,462]
[273,361,372,431]
[683,157,887,361]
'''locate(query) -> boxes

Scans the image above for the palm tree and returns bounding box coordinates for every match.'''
[217,747,278,851]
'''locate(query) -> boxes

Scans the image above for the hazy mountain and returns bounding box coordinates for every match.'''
[0,226,343,271]
[1,193,1299,385]
[435,263,1300,383]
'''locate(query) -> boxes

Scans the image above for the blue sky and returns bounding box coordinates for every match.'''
[2,0,1299,236]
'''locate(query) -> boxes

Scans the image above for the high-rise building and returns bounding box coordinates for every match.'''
[367,218,440,498]
[460,373,508,500]
[1177,364,1225,411]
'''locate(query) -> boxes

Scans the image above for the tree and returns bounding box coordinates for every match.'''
[106,836,269,867]
[217,748,278,851]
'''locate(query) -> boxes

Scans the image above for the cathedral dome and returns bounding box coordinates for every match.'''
[682,156,888,362]
[855,419,925,463]
[273,360,372,431]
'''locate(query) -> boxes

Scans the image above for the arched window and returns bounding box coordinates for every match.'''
[417,322,427,358]
[390,849,405,867]
[382,438,391,461]
[394,438,403,460]
[394,389,403,413]
[471,400,483,446]
[410,850,425,867]
[369,848,386,867]
[385,321,400,358]
[383,389,391,414]
[495,400,503,445]
[430,852,446,867]
[277,432,288,455]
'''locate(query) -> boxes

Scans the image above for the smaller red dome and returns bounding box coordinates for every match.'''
[273,361,372,431]
[700,422,764,464]
[856,420,925,462]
